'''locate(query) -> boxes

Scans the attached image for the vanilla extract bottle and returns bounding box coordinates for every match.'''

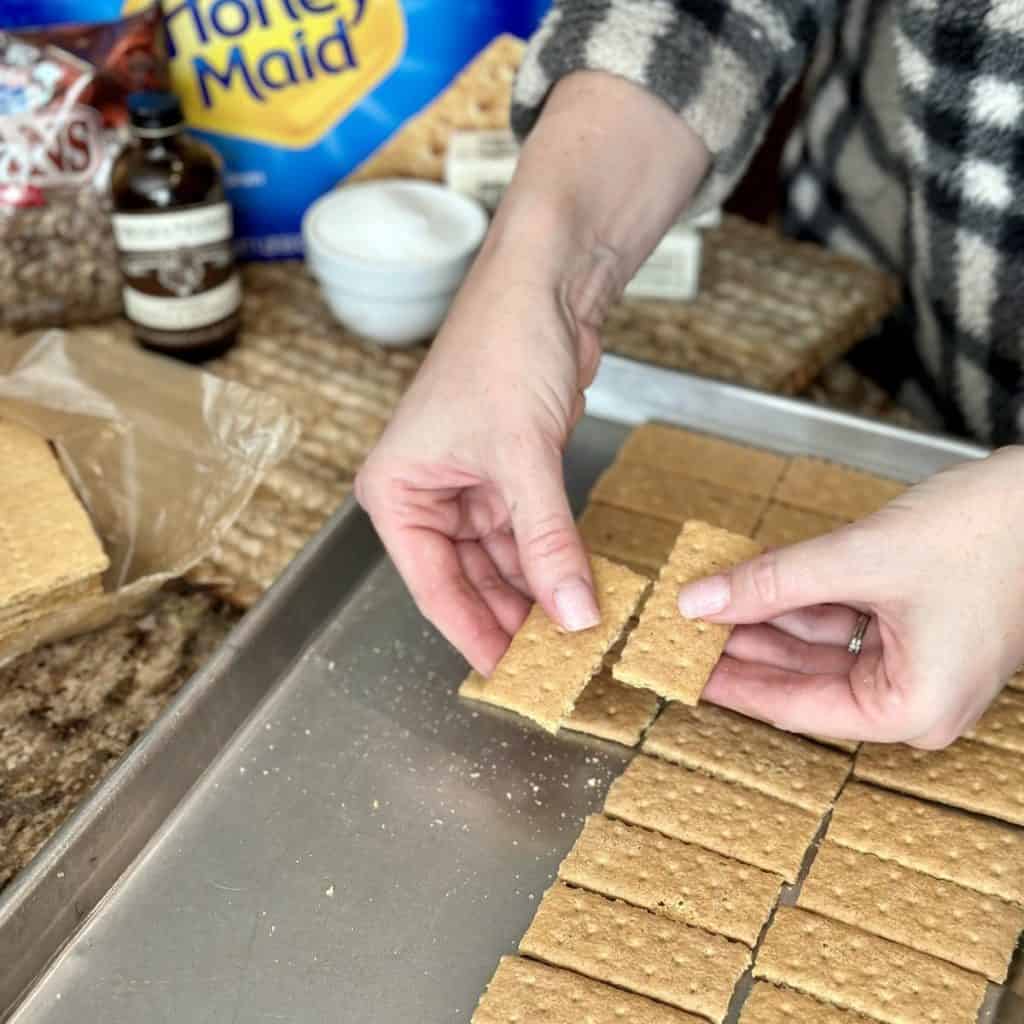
[111,91,241,362]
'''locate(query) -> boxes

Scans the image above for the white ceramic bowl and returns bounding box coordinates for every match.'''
[302,179,488,346]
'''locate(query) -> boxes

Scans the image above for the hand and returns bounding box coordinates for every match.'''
[677,448,1024,748]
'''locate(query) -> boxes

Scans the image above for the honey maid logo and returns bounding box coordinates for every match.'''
[128,0,406,148]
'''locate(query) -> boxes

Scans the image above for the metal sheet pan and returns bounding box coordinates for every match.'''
[3,354,1018,1023]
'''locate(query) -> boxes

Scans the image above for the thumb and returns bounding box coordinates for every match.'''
[499,446,600,632]
[677,528,865,624]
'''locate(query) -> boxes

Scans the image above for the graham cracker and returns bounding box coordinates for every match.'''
[798,841,1024,982]
[772,457,906,520]
[519,882,749,1023]
[753,502,846,548]
[965,687,1024,754]
[603,754,820,882]
[613,522,762,705]
[348,35,524,182]
[564,672,660,746]
[472,956,703,1024]
[739,982,877,1024]
[558,814,781,946]
[753,906,989,1024]
[642,702,851,813]
[617,424,787,497]
[827,780,1024,906]
[458,556,648,733]
[1007,669,1024,693]
[578,503,678,573]
[0,420,109,610]
[854,739,1024,826]
[591,462,767,532]
[807,735,860,754]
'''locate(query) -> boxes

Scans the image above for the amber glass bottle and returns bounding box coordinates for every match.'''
[110,91,241,362]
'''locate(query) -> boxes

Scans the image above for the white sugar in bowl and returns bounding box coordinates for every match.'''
[302,180,489,346]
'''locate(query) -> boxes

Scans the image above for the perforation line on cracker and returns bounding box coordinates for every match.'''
[519,882,749,1024]
[772,456,906,520]
[458,556,648,733]
[613,521,761,705]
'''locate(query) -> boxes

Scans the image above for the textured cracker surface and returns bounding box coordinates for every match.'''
[472,956,703,1024]
[614,522,762,704]
[604,754,820,882]
[965,687,1024,753]
[772,457,905,520]
[578,503,678,572]
[798,841,1024,982]
[519,883,749,1023]
[0,420,109,609]
[855,739,1024,825]
[643,702,851,813]
[827,781,1024,906]
[754,906,988,1024]
[753,502,846,548]
[563,672,660,746]
[462,557,647,732]
[559,814,780,946]
[618,424,786,497]
[739,982,877,1024]
[591,462,766,531]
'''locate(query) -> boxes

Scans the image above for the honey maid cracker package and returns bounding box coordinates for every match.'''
[3,1,549,259]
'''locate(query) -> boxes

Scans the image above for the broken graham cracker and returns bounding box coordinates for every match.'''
[827,780,1024,906]
[578,503,678,573]
[519,882,749,1024]
[739,982,877,1024]
[753,502,846,548]
[472,956,703,1024]
[558,814,781,946]
[457,556,648,733]
[591,461,766,532]
[754,906,988,1024]
[643,702,851,813]
[604,754,820,883]
[617,424,787,497]
[799,841,1024,983]
[772,456,906,520]
[855,738,1024,826]
[563,672,660,747]
[613,521,762,705]
[348,35,523,182]
[965,686,1024,754]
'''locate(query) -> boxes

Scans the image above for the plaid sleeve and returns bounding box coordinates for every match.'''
[511,0,839,211]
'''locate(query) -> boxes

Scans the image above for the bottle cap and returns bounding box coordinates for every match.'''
[127,91,184,138]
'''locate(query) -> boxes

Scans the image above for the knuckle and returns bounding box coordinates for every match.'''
[745,553,782,607]
[520,517,579,564]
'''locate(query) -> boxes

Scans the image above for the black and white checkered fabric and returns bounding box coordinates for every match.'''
[512,0,1024,442]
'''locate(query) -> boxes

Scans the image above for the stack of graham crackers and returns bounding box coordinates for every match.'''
[0,420,109,647]
[463,421,1024,1023]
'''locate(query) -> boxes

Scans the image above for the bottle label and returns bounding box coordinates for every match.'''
[123,274,241,331]
[113,203,232,252]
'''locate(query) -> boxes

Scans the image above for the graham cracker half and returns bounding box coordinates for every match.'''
[578,503,678,573]
[613,522,762,705]
[559,814,781,946]
[591,462,767,532]
[457,556,648,733]
[519,882,749,1024]
[798,840,1024,982]
[472,956,703,1024]
[827,780,1024,906]
[753,906,988,1024]
[617,424,787,497]
[965,687,1024,754]
[563,672,660,747]
[643,702,852,813]
[348,35,524,182]
[854,739,1024,826]
[753,502,846,548]
[739,982,877,1024]
[772,457,906,520]
[604,754,820,882]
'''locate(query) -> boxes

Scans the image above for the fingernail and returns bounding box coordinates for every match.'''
[678,575,730,619]
[554,577,601,632]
